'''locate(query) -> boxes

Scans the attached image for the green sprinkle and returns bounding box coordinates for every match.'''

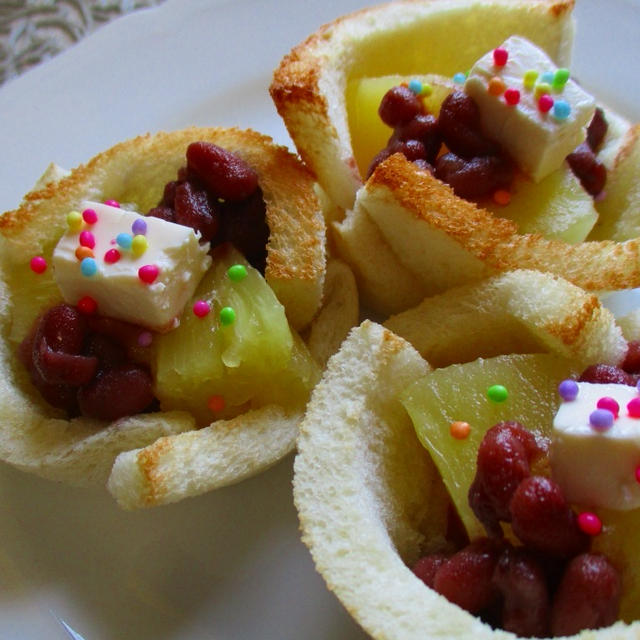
[487,384,508,403]
[420,83,433,97]
[227,264,248,282]
[220,306,236,326]
[553,68,570,89]
[523,69,538,90]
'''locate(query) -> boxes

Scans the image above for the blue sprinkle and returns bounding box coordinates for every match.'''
[408,79,423,95]
[558,379,579,401]
[453,72,467,85]
[81,257,98,277]
[116,232,133,249]
[589,408,614,431]
[540,70,555,84]
[553,99,571,120]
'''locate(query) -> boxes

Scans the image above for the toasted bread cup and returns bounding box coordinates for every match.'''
[294,273,638,639]
[0,127,356,509]
[271,0,575,211]
[338,154,640,316]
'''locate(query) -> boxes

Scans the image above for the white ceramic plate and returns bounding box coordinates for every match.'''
[0,0,638,638]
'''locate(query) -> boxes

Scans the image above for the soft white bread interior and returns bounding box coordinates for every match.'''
[341,153,640,316]
[294,320,638,639]
[0,128,328,505]
[385,269,628,369]
[271,0,575,211]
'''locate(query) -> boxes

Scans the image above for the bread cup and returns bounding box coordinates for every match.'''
[272,0,640,317]
[294,270,639,639]
[0,127,358,509]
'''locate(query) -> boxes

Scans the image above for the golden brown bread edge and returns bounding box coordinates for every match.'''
[271,0,575,211]
[0,127,330,502]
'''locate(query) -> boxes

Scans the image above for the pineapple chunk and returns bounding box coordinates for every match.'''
[589,124,640,241]
[400,353,576,540]
[484,164,598,243]
[153,244,319,425]
[346,74,454,177]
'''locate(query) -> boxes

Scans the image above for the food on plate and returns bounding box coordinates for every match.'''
[294,270,640,637]
[271,0,575,210]
[272,0,640,318]
[0,127,359,508]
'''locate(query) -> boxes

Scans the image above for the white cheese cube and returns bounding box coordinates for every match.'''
[552,382,640,510]
[53,201,211,331]
[464,36,595,182]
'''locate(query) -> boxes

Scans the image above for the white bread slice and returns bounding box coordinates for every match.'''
[0,128,327,503]
[385,269,627,369]
[295,320,638,639]
[344,153,640,316]
[271,0,575,211]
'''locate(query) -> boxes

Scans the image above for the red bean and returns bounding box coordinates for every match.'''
[77,364,154,421]
[579,363,637,386]
[174,181,220,242]
[551,553,621,636]
[621,340,640,374]
[186,141,259,202]
[412,554,449,588]
[567,142,607,196]
[586,107,608,152]
[434,152,513,200]
[510,476,590,558]
[438,91,497,158]
[493,546,550,637]
[378,86,424,127]
[469,422,543,533]
[390,114,441,162]
[433,538,503,614]
[147,205,175,223]
[34,339,98,386]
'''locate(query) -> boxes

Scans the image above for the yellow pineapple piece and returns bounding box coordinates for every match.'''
[484,164,598,243]
[589,124,640,241]
[400,353,576,540]
[346,74,454,177]
[154,244,319,425]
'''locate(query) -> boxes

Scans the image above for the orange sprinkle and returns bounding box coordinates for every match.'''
[75,246,94,260]
[493,189,511,206]
[207,395,225,412]
[450,421,471,439]
[488,77,505,96]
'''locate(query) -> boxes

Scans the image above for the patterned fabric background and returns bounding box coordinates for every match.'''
[0,0,166,86]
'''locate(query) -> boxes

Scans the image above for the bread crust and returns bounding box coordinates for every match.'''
[0,127,326,504]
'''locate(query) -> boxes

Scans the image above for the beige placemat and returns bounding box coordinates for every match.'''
[0,0,166,86]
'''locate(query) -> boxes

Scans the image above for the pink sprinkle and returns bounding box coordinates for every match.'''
[193,300,211,317]
[79,230,95,249]
[29,256,47,274]
[577,512,602,536]
[77,295,97,315]
[504,88,520,106]
[104,199,120,208]
[628,397,640,418]
[635,466,640,484]
[493,47,508,66]
[597,396,620,419]
[538,94,554,113]
[104,248,121,264]
[82,208,98,224]
[138,264,159,284]
[138,331,153,347]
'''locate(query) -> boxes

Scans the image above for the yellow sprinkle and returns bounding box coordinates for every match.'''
[534,82,552,98]
[420,83,433,97]
[523,69,538,90]
[67,210,83,232]
[131,234,148,256]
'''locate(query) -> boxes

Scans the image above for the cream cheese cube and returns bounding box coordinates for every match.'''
[464,36,595,182]
[53,201,211,331]
[551,382,640,510]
